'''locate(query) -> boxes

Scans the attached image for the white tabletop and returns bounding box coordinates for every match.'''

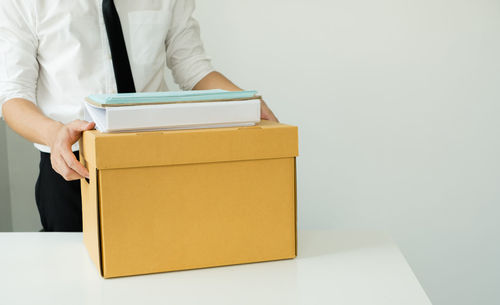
[0,230,431,305]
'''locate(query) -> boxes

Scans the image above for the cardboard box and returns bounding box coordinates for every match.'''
[79,120,298,278]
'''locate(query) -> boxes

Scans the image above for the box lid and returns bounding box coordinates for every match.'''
[81,120,298,169]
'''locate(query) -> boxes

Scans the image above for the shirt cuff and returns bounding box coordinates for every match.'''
[184,67,215,91]
[172,55,215,91]
[0,93,36,119]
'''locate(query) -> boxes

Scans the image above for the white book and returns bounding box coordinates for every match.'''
[84,99,261,133]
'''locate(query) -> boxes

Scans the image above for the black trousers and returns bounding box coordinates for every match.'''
[35,152,83,232]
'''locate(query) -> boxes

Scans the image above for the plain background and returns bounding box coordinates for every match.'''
[1,0,499,304]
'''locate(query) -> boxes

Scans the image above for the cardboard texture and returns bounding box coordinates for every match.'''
[80,120,298,278]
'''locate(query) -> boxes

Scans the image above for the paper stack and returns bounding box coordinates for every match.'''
[84,89,261,132]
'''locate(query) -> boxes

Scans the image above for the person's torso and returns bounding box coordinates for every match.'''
[35,0,174,125]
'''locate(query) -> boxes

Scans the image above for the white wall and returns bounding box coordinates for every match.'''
[2,0,499,304]
[194,1,499,305]
[0,121,12,231]
[5,125,40,232]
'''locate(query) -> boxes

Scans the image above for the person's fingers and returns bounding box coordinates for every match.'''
[260,101,279,122]
[69,120,95,133]
[48,120,93,181]
[51,153,84,181]
[61,148,89,179]
[61,167,83,181]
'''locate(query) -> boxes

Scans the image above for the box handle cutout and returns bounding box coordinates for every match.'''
[80,154,90,184]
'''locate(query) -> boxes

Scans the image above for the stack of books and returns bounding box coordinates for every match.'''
[84,89,261,133]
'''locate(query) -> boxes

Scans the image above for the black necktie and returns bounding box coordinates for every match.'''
[102,0,136,93]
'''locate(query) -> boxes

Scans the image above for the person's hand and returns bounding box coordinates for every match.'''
[261,99,279,122]
[49,120,95,181]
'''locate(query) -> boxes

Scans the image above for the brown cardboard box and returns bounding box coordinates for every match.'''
[79,120,298,278]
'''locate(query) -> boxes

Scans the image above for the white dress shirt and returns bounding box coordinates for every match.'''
[0,0,214,152]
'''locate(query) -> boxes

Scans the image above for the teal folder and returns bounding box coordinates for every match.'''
[86,89,259,107]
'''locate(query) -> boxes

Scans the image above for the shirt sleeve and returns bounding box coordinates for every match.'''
[166,0,214,91]
[0,0,39,118]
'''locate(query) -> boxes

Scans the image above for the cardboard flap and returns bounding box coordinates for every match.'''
[82,120,298,169]
[79,151,103,276]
